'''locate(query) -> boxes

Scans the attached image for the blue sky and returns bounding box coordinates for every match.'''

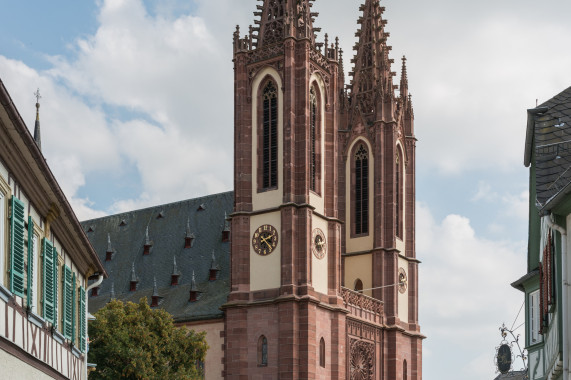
[2,0,571,378]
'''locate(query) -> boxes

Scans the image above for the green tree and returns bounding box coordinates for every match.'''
[88,298,207,380]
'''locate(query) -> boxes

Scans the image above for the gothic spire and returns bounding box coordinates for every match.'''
[33,89,42,151]
[349,0,395,123]
[400,56,408,99]
[253,0,319,49]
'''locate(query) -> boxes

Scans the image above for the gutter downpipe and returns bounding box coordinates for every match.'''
[546,215,568,380]
[85,275,104,380]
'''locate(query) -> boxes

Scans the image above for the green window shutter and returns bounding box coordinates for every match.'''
[79,286,86,352]
[27,216,34,310]
[62,265,72,339]
[9,196,25,297]
[71,272,76,345]
[42,239,55,323]
[53,247,59,329]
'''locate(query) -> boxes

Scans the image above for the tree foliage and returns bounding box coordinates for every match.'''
[88,298,208,380]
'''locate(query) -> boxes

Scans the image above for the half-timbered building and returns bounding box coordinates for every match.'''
[0,79,106,380]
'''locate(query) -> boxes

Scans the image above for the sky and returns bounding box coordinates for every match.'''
[2,0,571,378]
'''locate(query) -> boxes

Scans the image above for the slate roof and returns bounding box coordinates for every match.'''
[525,86,571,211]
[493,371,528,380]
[82,191,233,323]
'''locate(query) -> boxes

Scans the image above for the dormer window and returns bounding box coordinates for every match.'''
[130,263,139,292]
[210,252,220,281]
[171,257,180,286]
[143,226,153,255]
[189,271,200,302]
[185,235,195,249]
[150,278,162,307]
[105,233,114,261]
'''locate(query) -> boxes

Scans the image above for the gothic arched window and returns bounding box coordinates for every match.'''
[396,148,404,239]
[258,335,268,366]
[319,338,326,368]
[262,81,278,190]
[403,359,408,380]
[310,85,320,193]
[354,144,369,235]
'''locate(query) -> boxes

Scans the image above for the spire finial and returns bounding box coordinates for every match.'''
[33,88,42,150]
[400,55,409,98]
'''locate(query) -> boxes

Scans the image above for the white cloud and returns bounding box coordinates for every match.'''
[417,202,526,379]
[471,181,498,202]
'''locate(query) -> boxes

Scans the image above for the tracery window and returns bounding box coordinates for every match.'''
[310,86,318,192]
[258,335,268,366]
[396,149,403,239]
[319,338,326,368]
[262,81,278,189]
[355,144,369,235]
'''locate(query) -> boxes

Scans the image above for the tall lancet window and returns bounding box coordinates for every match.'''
[396,149,404,239]
[310,86,318,192]
[263,81,278,189]
[355,144,369,235]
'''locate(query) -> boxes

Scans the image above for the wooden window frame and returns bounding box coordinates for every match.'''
[529,290,540,344]
[9,196,26,298]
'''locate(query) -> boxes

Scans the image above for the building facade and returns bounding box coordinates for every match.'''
[0,79,106,379]
[84,0,423,379]
[513,86,571,380]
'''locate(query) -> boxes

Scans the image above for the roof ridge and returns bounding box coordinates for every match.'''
[81,190,234,224]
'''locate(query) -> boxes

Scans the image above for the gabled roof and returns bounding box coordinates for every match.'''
[83,191,233,322]
[0,78,105,277]
[524,86,571,212]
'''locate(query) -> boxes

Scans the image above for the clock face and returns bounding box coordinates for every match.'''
[398,267,408,294]
[312,228,326,259]
[252,224,279,256]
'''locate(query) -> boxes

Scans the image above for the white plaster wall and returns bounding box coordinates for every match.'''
[311,216,328,295]
[250,212,281,291]
[344,254,373,297]
[0,349,54,380]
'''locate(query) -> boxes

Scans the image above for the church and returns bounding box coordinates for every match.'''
[84,0,424,378]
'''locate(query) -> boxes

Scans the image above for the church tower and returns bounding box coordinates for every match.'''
[339,0,421,378]
[225,0,347,378]
[225,0,422,378]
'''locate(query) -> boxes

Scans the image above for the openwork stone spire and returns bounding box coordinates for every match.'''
[253,0,319,49]
[349,0,396,122]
